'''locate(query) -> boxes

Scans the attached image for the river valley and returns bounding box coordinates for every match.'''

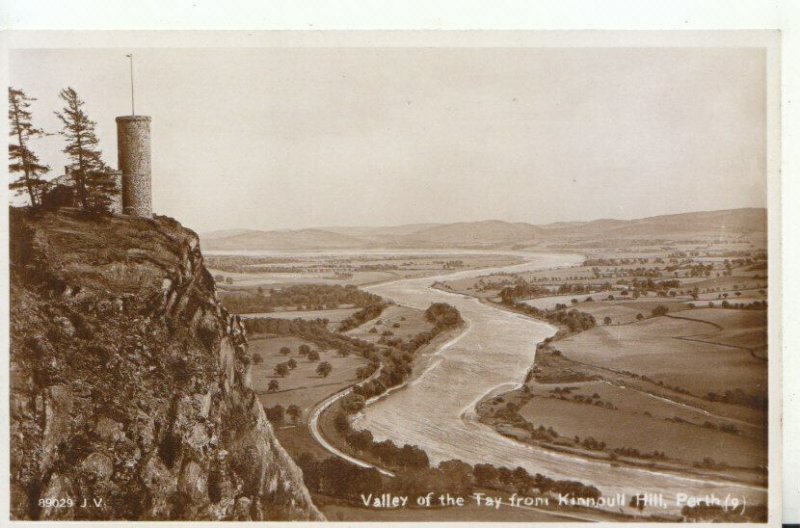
[351,251,767,515]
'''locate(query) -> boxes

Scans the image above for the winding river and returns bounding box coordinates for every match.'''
[351,252,767,514]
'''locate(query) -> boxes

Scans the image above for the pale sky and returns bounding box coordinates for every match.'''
[10,46,766,233]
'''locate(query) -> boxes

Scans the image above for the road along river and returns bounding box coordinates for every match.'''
[350,252,766,514]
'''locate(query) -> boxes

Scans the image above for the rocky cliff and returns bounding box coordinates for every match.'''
[9,209,323,521]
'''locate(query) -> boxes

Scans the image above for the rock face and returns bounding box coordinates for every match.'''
[9,209,323,521]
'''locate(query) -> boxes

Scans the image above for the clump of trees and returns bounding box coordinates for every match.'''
[424,302,463,328]
[295,454,384,501]
[705,388,767,410]
[316,361,332,378]
[286,404,301,423]
[9,86,118,213]
[55,87,117,212]
[8,88,50,207]
[340,393,366,413]
[499,282,552,303]
[502,298,597,334]
[651,305,669,317]
[264,404,284,422]
[339,302,387,332]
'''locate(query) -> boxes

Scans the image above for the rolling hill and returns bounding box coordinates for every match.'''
[202,228,368,250]
[397,220,542,247]
[201,208,766,250]
[540,208,767,238]
[321,223,444,238]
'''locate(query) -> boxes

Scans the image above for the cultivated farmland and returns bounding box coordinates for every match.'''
[554,314,766,396]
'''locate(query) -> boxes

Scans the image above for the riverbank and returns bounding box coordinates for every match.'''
[463,295,767,490]
[316,323,467,473]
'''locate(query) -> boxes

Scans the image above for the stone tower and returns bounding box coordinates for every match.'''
[116,115,152,217]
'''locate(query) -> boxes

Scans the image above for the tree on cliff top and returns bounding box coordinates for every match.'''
[8,88,50,207]
[55,87,115,212]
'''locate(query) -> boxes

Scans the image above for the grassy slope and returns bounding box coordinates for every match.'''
[554,315,765,396]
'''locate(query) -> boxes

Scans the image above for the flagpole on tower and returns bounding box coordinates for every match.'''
[126,54,135,116]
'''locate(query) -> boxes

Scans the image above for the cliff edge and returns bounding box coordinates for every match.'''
[9,209,323,521]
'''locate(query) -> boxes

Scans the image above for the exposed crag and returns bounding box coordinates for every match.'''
[9,208,323,521]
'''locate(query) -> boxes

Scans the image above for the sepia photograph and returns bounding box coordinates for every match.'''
[4,28,781,524]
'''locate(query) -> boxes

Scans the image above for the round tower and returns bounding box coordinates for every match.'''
[116,115,152,217]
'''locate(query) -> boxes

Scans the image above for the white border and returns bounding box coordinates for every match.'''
[0,1,795,527]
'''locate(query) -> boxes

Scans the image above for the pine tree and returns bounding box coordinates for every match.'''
[54,87,116,212]
[8,88,50,207]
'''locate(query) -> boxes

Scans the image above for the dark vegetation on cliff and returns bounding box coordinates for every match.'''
[9,208,322,521]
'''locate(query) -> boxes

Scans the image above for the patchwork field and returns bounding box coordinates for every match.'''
[512,381,766,469]
[248,335,368,418]
[670,308,768,353]
[208,252,523,290]
[522,298,685,326]
[554,314,766,396]
[345,305,435,343]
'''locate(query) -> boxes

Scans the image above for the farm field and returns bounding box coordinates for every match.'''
[686,275,768,292]
[439,245,768,307]
[345,305,434,343]
[522,294,599,310]
[518,297,687,325]
[248,335,368,419]
[669,308,768,355]
[691,288,766,301]
[554,313,767,397]
[208,252,523,290]
[512,381,766,469]
[577,303,647,325]
[684,298,764,308]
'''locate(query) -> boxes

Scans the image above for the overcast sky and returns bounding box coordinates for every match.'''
[10,46,766,233]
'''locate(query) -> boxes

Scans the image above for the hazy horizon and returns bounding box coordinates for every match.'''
[203,205,766,235]
[10,46,766,233]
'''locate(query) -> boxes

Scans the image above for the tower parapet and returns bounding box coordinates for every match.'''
[116,115,152,217]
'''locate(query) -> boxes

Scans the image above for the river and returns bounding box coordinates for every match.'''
[352,251,766,514]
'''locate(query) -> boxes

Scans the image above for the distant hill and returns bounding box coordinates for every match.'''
[541,208,767,238]
[201,208,766,250]
[201,228,259,240]
[397,220,542,247]
[202,228,368,250]
[322,223,443,238]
